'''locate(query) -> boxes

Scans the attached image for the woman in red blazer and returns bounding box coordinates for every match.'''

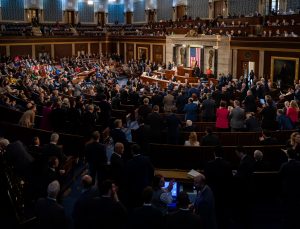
[216,101,230,131]
[287,100,299,128]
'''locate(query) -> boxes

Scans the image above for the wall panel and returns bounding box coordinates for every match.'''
[10,45,32,57]
[54,44,72,59]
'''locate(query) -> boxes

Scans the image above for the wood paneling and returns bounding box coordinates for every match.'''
[90,43,99,55]
[126,12,133,24]
[101,43,107,55]
[75,43,88,56]
[214,0,224,17]
[119,43,124,59]
[264,51,300,81]
[54,44,72,59]
[237,50,259,79]
[136,44,150,61]
[0,46,6,56]
[153,44,163,64]
[176,5,186,20]
[10,45,32,57]
[35,44,51,58]
[126,43,134,62]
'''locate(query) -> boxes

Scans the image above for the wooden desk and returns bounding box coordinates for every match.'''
[165,70,175,78]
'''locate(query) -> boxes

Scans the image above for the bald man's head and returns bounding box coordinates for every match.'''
[194,173,206,191]
[82,175,93,189]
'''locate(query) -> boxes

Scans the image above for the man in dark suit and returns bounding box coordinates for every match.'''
[204,146,232,229]
[128,186,164,229]
[72,175,99,229]
[201,93,216,122]
[85,131,107,184]
[259,129,278,145]
[193,173,217,229]
[243,90,257,113]
[35,180,67,229]
[229,100,245,132]
[125,144,154,209]
[145,105,163,143]
[166,191,202,229]
[42,133,66,165]
[201,128,220,146]
[110,119,128,145]
[110,142,125,197]
[234,145,255,229]
[279,148,300,229]
[83,179,127,229]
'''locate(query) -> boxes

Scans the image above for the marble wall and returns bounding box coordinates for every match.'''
[166,35,231,76]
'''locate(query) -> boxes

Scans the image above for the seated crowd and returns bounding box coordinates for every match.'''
[0,53,300,229]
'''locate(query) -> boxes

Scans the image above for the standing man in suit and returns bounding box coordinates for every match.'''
[201,128,220,146]
[85,131,107,184]
[279,148,300,229]
[35,180,67,229]
[43,133,66,165]
[163,90,175,112]
[128,187,164,229]
[110,142,126,200]
[193,173,217,229]
[204,145,232,229]
[201,93,216,122]
[125,144,154,209]
[166,191,202,229]
[234,145,255,229]
[72,175,99,229]
[229,100,245,132]
[145,105,163,143]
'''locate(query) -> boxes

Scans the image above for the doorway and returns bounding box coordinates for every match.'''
[214,0,224,18]
[65,11,75,25]
[27,9,39,24]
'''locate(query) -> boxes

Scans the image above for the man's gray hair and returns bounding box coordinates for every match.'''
[50,132,59,143]
[47,180,60,198]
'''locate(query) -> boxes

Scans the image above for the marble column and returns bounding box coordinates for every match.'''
[134,43,136,60]
[232,49,238,78]
[150,44,153,62]
[51,44,54,59]
[6,45,10,57]
[259,50,264,78]
[87,43,91,56]
[32,45,36,59]
[72,43,75,56]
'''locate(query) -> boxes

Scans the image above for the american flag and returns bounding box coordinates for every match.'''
[190,47,201,68]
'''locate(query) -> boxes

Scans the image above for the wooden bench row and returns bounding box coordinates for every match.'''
[148,144,287,171]
[0,121,85,158]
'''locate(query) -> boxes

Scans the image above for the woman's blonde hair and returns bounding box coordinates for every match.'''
[189,132,198,146]
[290,100,299,109]
[290,132,300,146]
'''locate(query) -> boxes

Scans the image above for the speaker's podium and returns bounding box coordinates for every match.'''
[177,66,193,77]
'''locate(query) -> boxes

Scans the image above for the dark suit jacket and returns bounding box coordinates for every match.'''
[110,153,125,186]
[194,185,217,229]
[244,95,257,112]
[72,187,99,229]
[279,159,300,200]
[236,155,255,179]
[145,112,163,143]
[201,98,216,120]
[125,155,154,208]
[201,134,220,146]
[111,128,128,144]
[84,196,127,229]
[166,209,202,229]
[35,198,67,229]
[42,143,65,163]
[128,205,164,229]
[204,157,232,203]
